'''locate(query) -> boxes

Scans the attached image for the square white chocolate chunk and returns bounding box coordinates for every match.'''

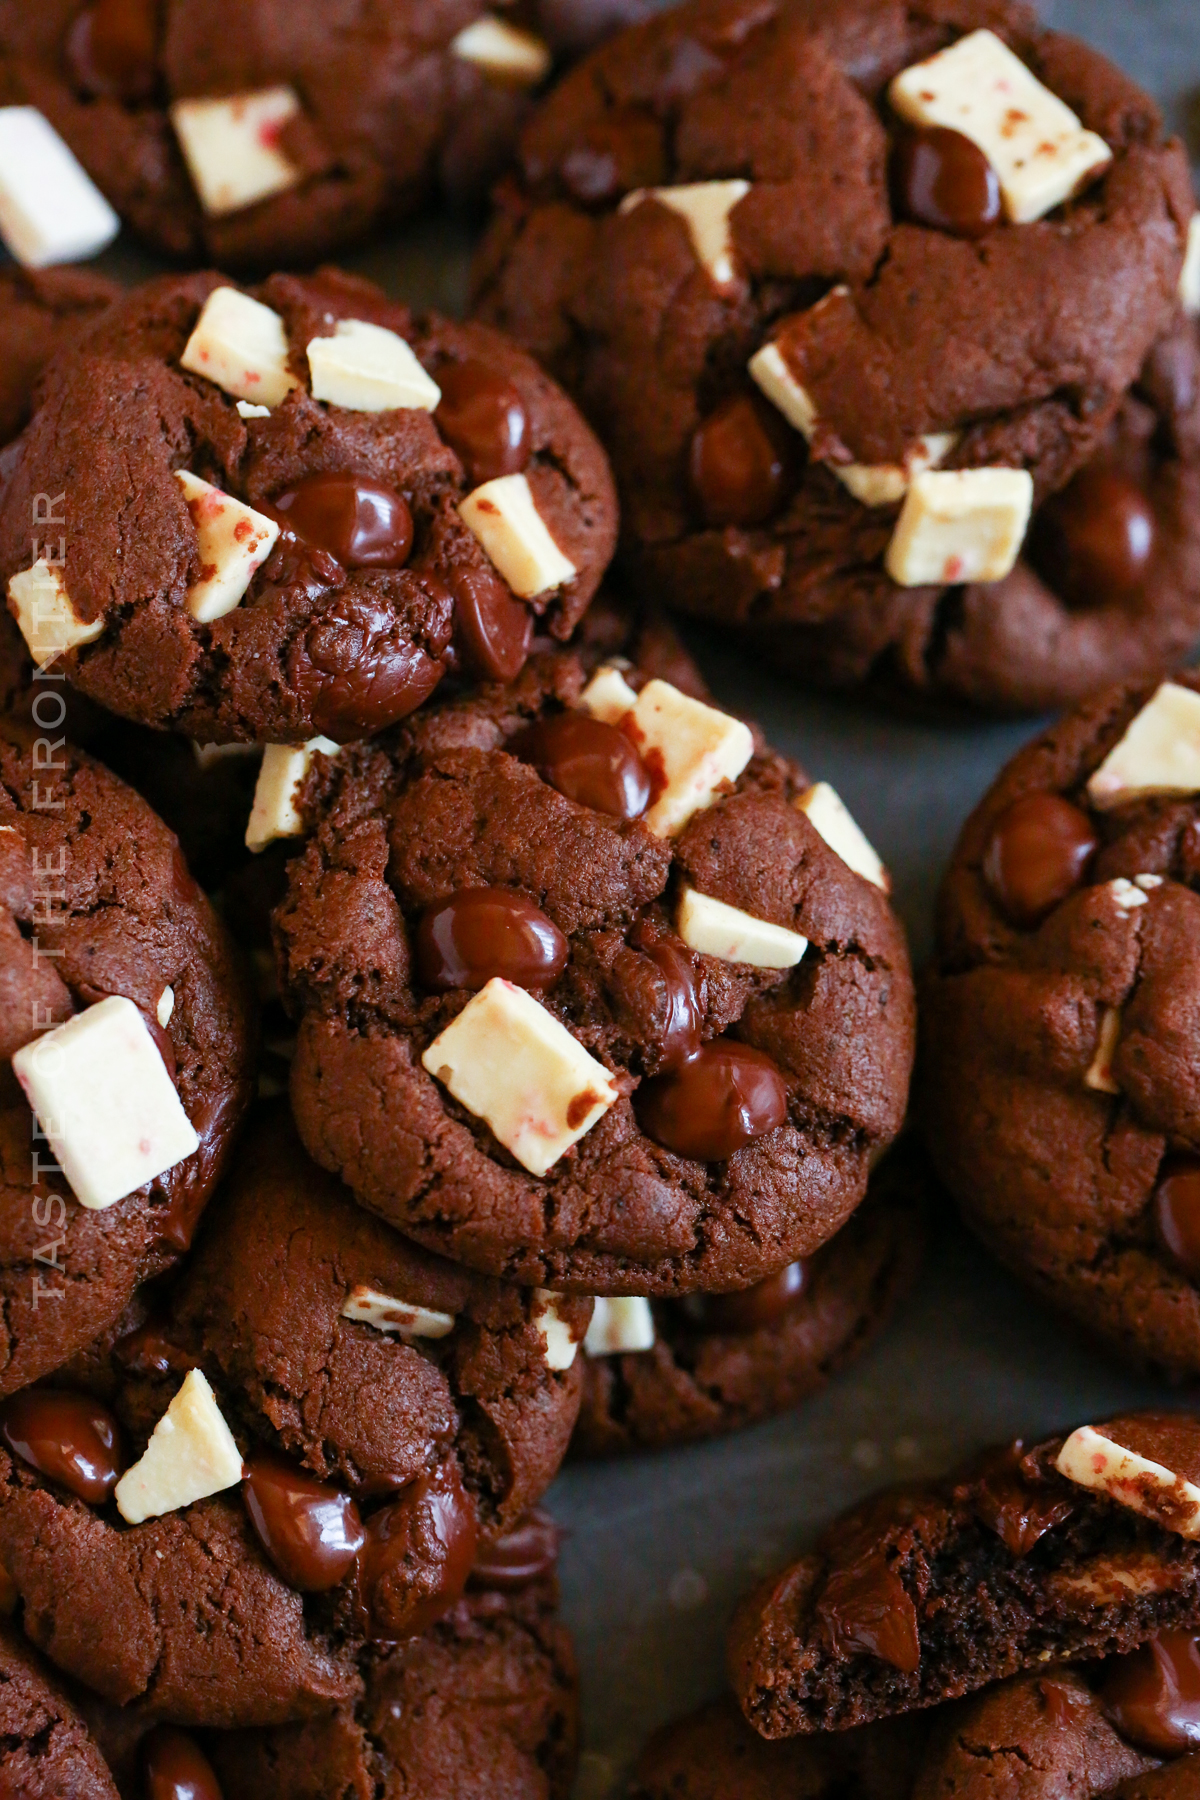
[422,978,618,1178]
[1086,682,1200,810]
[1056,1424,1200,1538]
[450,15,552,86]
[677,888,807,970]
[8,559,104,667]
[176,471,280,624]
[626,680,754,837]
[620,180,749,289]
[584,1296,655,1356]
[580,663,638,724]
[180,286,298,406]
[170,87,302,218]
[341,1285,456,1339]
[307,318,441,413]
[889,29,1111,224]
[795,783,889,891]
[114,1370,244,1525]
[12,995,198,1211]
[1084,1005,1122,1095]
[0,106,119,267]
[156,988,174,1028]
[458,473,576,599]
[245,738,339,853]
[885,468,1033,587]
[532,1290,578,1369]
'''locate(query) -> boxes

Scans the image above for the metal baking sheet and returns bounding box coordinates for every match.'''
[87,2,1200,1788]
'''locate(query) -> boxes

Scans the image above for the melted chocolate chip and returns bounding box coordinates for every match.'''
[689,394,791,528]
[816,1553,921,1673]
[436,361,530,485]
[142,1725,224,1800]
[355,1462,478,1641]
[511,713,651,820]
[694,1260,811,1333]
[982,793,1099,927]
[449,565,532,682]
[1155,1159,1200,1283]
[303,578,451,739]
[66,0,159,101]
[243,1451,365,1593]
[414,888,568,992]
[268,473,414,569]
[891,126,1001,238]
[1031,465,1156,608]
[628,924,702,1069]
[637,1040,788,1161]
[0,1389,123,1504]
[963,1442,1075,1556]
[1100,1631,1200,1755]
[470,1509,561,1590]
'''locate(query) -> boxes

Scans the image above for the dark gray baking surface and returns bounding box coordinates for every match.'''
[87,3,1200,1787]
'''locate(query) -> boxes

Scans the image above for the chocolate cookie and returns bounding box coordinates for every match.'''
[920,670,1200,1378]
[472,0,1195,714]
[274,645,915,1294]
[0,1619,120,1800]
[0,264,118,453]
[572,1143,927,1456]
[0,718,255,1401]
[0,267,616,744]
[728,1411,1200,1738]
[0,1,649,270]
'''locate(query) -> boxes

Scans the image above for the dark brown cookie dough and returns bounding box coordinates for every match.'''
[920,669,1200,1378]
[572,1142,927,1456]
[274,646,915,1294]
[727,1412,1200,1739]
[0,265,119,453]
[0,718,255,1401]
[0,267,616,744]
[472,0,1195,715]
[0,1620,120,1800]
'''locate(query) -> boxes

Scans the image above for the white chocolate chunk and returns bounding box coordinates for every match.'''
[889,29,1111,224]
[885,468,1033,587]
[626,679,754,837]
[450,15,552,87]
[748,338,957,505]
[170,87,302,218]
[458,473,576,599]
[236,400,271,419]
[307,318,441,414]
[114,1370,244,1525]
[180,286,298,406]
[156,987,174,1029]
[175,470,280,624]
[584,1296,656,1357]
[422,977,618,1177]
[1085,1005,1122,1096]
[532,1290,578,1369]
[795,783,889,892]
[341,1284,456,1340]
[191,740,259,771]
[8,559,104,667]
[580,664,638,724]
[1135,873,1164,892]
[1056,1424,1200,1538]
[620,180,749,289]
[677,888,807,970]
[1181,215,1200,317]
[1086,682,1200,811]
[0,106,118,266]
[12,996,199,1211]
[1109,877,1149,914]
[245,738,339,853]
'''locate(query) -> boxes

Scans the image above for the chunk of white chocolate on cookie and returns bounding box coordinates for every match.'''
[584,1296,656,1357]
[450,15,552,86]
[885,468,1033,587]
[795,783,889,891]
[307,318,441,413]
[114,1370,244,1525]
[532,1290,579,1369]
[625,680,754,837]
[341,1285,456,1340]
[1055,1419,1200,1538]
[181,286,298,406]
[0,106,118,266]
[176,470,280,623]
[422,977,618,1177]
[245,738,339,853]
[889,29,1111,224]
[12,995,199,1212]
[620,180,749,290]
[458,473,576,599]
[1084,1005,1122,1096]
[1086,682,1200,810]
[580,663,639,724]
[677,888,807,970]
[1181,215,1200,317]
[170,87,302,218]
[8,559,104,666]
